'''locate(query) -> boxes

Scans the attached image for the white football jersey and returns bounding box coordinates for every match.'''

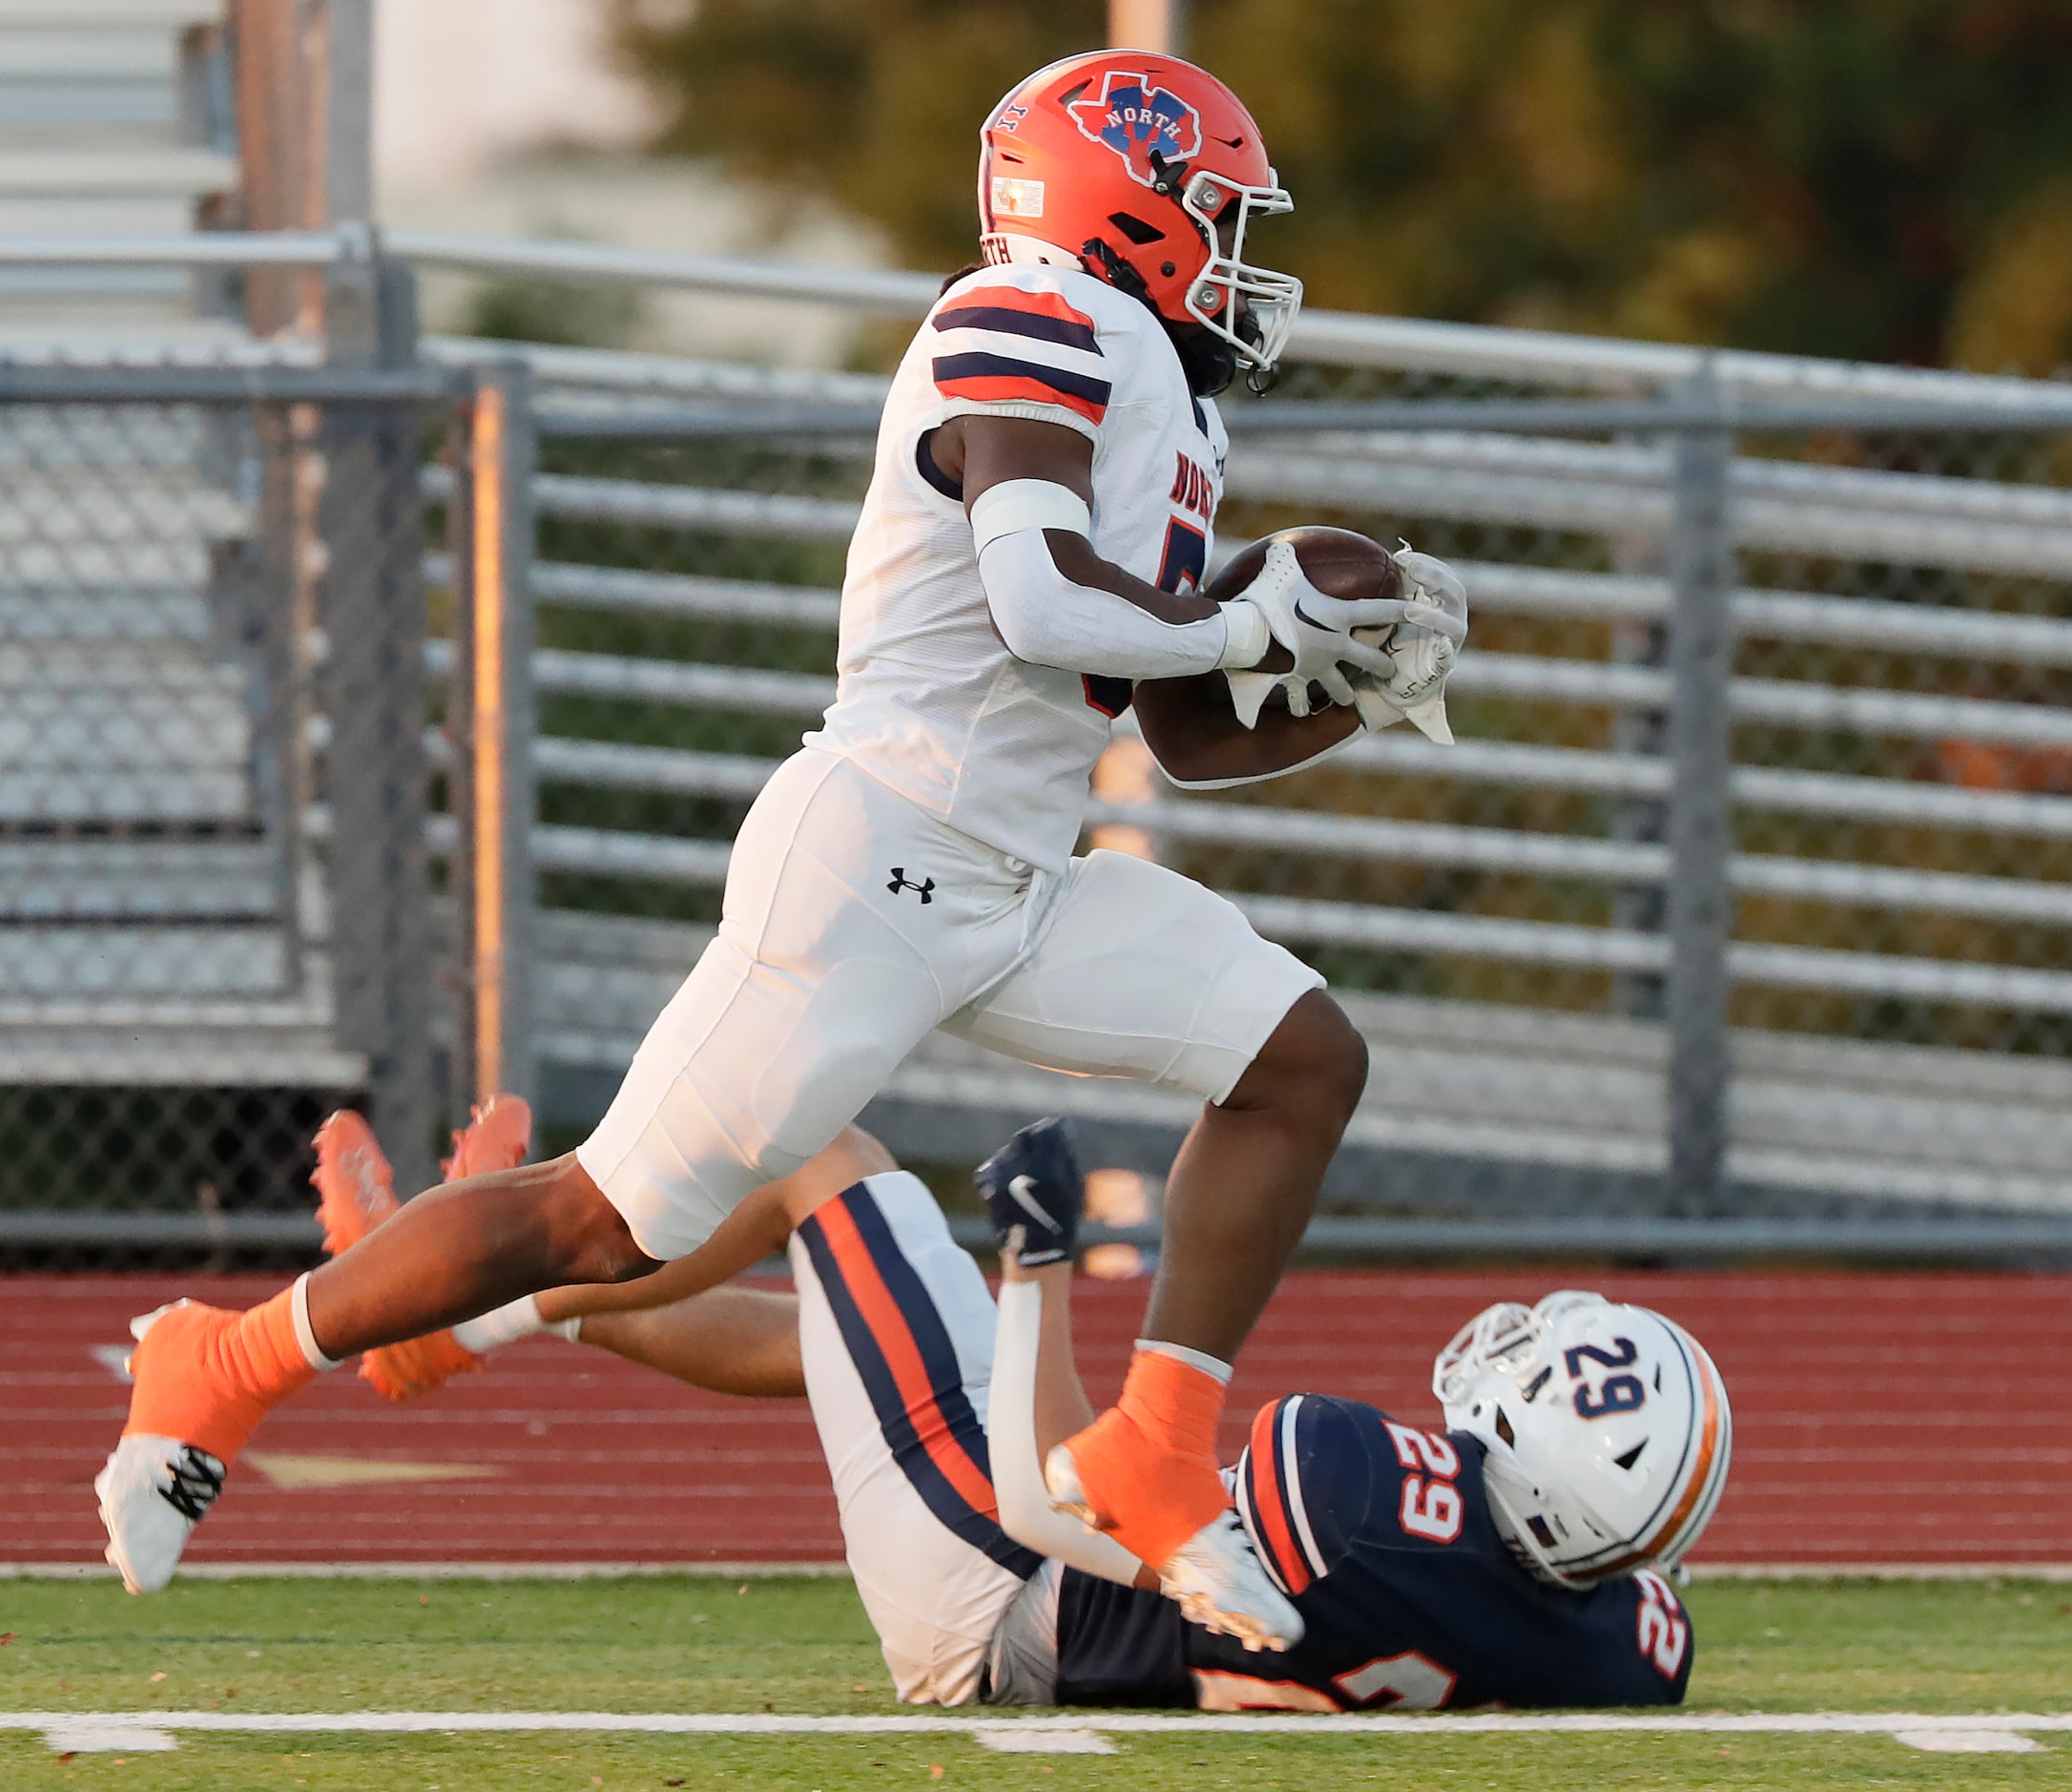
[804,262,1229,870]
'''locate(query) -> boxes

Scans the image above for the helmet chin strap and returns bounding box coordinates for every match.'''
[1171,325,1239,398]
[1241,313,1278,394]
[1476,1452,1577,1589]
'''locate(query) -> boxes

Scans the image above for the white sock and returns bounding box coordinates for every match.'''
[1135,1337,1233,1385]
[290,1273,342,1372]
[454,1294,558,1353]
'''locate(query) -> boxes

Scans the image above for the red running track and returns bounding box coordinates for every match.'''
[7,1270,2068,1569]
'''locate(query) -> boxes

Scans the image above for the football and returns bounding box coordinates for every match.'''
[1201,526,1402,702]
[1203,525,1401,660]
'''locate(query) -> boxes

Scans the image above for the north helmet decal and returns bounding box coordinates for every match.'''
[1065,70,1204,188]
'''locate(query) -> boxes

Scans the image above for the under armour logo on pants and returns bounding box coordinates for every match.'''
[886,868,935,904]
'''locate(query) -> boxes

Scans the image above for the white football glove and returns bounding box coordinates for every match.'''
[1221,537,1406,728]
[1348,546,1467,744]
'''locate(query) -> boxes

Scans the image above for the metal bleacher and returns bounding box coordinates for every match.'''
[0,0,362,1197]
[0,395,354,1095]
[0,0,238,335]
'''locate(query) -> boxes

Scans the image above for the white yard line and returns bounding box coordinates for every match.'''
[0,1561,852,1580]
[1689,1562,2072,1582]
[976,1729,1118,1753]
[4,1710,2071,1737]
[8,1559,2072,1581]
[35,1723,178,1756]
[1890,1730,2042,1754]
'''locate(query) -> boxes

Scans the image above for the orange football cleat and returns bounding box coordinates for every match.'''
[442,1093,533,1181]
[308,1096,532,1401]
[312,1109,398,1256]
[354,1322,484,1403]
[1046,1349,1303,1652]
[100,1291,319,1594]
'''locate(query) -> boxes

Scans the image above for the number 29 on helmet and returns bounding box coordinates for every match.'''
[1433,1289,1734,1589]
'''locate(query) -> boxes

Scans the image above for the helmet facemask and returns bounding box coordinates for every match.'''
[1174,165,1301,376]
[1432,1300,1580,1585]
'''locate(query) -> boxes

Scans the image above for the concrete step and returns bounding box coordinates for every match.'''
[0,1,220,24]
[0,768,249,824]
[0,654,252,823]
[0,921,289,997]
[0,404,220,469]
[0,1020,357,1087]
[0,477,249,542]
[0,588,212,644]
[0,535,221,588]
[0,87,179,133]
[0,147,234,198]
[0,952,351,1087]
[0,834,278,920]
[0,319,284,361]
[0,198,198,238]
[0,642,248,685]
[0,27,179,77]
[0,268,191,302]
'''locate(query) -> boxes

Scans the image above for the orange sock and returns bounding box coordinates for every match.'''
[124,1290,318,1468]
[1066,1346,1233,1569]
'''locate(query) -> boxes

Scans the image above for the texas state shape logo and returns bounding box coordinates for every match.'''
[1066,71,1204,187]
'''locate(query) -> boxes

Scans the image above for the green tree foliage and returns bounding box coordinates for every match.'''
[613,0,2072,370]
[461,278,643,348]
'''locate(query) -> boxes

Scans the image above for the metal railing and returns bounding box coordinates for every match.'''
[10,230,2072,1260]
[411,250,2072,1254]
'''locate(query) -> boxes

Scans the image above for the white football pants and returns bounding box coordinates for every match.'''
[577,746,1323,1261]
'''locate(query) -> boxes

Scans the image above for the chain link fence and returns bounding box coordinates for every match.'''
[10,243,2072,1265]
[430,329,2072,1258]
[0,362,440,1267]
[1218,387,2072,1236]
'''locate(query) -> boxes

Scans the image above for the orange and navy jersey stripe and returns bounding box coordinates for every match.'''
[796,1183,1042,1579]
[930,284,1111,426]
[1235,1395,1328,1597]
[935,286,1102,353]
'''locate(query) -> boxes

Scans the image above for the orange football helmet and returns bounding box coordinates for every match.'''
[977,52,1302,385]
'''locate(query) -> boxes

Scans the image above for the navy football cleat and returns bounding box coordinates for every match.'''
[976,1117,1084,1267]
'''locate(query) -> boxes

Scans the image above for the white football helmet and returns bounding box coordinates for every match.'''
[1433,1290,1732,1589]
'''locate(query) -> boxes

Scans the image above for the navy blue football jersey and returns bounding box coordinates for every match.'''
[1054,1395,1692,1711]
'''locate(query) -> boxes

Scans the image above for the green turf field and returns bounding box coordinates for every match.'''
[4,1573,2071,1789]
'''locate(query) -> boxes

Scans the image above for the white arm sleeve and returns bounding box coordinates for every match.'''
[987,1280,1146,1587]
[971,479,1266,680]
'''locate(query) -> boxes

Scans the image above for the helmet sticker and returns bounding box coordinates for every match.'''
[1066,71,1204,188]
[989,176,1046,219]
